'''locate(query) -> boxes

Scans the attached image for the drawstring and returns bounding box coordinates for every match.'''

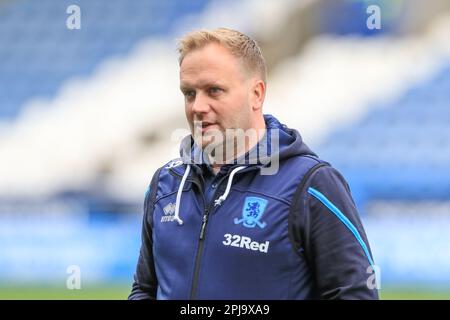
[174,164,191,225]
[214,166,246,207]
[174,165,246,225]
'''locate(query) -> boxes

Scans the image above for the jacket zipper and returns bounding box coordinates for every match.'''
[199,209,209,240]
[169,167,218,299]
[170,166,256,299]
[189,179,228,299]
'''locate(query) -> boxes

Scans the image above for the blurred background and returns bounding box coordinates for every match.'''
[0,0,449,299]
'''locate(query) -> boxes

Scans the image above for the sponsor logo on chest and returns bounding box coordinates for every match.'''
[222,233,270,253]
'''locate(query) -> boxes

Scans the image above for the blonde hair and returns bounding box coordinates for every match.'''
[177,28,267,83]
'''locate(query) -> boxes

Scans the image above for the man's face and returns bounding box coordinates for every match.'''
[180,43,253,150]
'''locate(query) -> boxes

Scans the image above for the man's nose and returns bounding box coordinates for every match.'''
[191,92,211,114]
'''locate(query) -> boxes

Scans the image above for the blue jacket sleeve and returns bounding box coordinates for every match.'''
[302,165,379,299]
[128,187,158,300]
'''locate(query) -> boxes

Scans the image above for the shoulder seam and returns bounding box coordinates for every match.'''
[147,166,163,228]
[287,162,330,258]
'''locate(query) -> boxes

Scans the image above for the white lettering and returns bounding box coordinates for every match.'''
[180,304,215,317]
[240,236,251,249]
[66,5,81,30]
[250,241,259,251]
[222,233,232,246]
[222,234,270,253]
[366,265,382,289]
[66,265,81,289]
[366,5,381,30]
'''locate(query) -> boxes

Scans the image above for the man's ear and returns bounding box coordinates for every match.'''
[251,79,266,111]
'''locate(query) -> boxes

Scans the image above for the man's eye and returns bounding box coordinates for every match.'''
[208,87,222,95]
[184,91,195,99]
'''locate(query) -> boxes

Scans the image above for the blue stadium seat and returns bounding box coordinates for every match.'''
[318,64,450,210]
[0,0,210,121]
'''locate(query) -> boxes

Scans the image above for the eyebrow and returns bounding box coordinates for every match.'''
[180,80,225,92]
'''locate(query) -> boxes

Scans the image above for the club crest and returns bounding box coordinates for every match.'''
[234,197,268,229]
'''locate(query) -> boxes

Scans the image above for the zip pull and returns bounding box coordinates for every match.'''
[199,210,209,240]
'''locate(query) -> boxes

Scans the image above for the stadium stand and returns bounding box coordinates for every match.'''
[317,63,450,210]
[0,0,209,120]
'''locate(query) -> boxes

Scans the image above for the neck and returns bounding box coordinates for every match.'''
[210,115,266,174]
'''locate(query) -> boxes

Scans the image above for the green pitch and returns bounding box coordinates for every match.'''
[0,285,449,300]
[379,287,450,300]
[0,284,130,300]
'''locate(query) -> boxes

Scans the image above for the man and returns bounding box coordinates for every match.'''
[129,28,378,300]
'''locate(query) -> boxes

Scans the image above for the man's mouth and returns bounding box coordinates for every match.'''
[198,121,217,133]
